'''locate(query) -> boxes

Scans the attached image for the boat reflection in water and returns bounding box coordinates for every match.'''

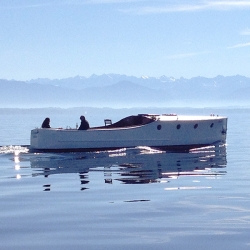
[30,143,227,190]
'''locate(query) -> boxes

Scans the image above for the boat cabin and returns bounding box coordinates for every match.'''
[98,114,156,129]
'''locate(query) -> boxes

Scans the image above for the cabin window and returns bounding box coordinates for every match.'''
[210,123,214,128]
[157,125,162,130]
[176,124,181,130]
[194,124,198,129]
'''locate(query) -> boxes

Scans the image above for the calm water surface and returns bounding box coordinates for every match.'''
[0,107,250,250]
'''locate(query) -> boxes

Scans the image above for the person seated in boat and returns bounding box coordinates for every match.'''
[41,117,51,128]
[78,115,90,130]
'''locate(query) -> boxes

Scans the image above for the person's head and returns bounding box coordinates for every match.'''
[45,117,50,123]
[80,115,85,121]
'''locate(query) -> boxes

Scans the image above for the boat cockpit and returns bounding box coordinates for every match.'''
[95,114,157,129]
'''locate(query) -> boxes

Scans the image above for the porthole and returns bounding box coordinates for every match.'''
[210,123,214,128]
[157,125,162,130]
[194,124,198,129]
[176,124,181,130]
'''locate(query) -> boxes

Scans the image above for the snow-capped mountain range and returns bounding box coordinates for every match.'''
[1,74,250,108]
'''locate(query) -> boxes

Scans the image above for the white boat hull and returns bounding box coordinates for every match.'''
[30,114,227,152]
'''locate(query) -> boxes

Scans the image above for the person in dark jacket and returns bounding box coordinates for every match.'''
[41,117,51,128]
[78,115,89,130]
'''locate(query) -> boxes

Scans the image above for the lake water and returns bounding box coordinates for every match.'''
[1,107,250,250]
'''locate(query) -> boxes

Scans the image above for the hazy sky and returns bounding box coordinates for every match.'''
[1,0,250,80]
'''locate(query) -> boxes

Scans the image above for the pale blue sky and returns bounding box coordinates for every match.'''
[0,0,250,80]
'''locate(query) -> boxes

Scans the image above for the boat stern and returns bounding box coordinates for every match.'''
[30,129,40,150]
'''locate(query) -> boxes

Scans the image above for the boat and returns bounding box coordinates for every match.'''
[30,113,227,152]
